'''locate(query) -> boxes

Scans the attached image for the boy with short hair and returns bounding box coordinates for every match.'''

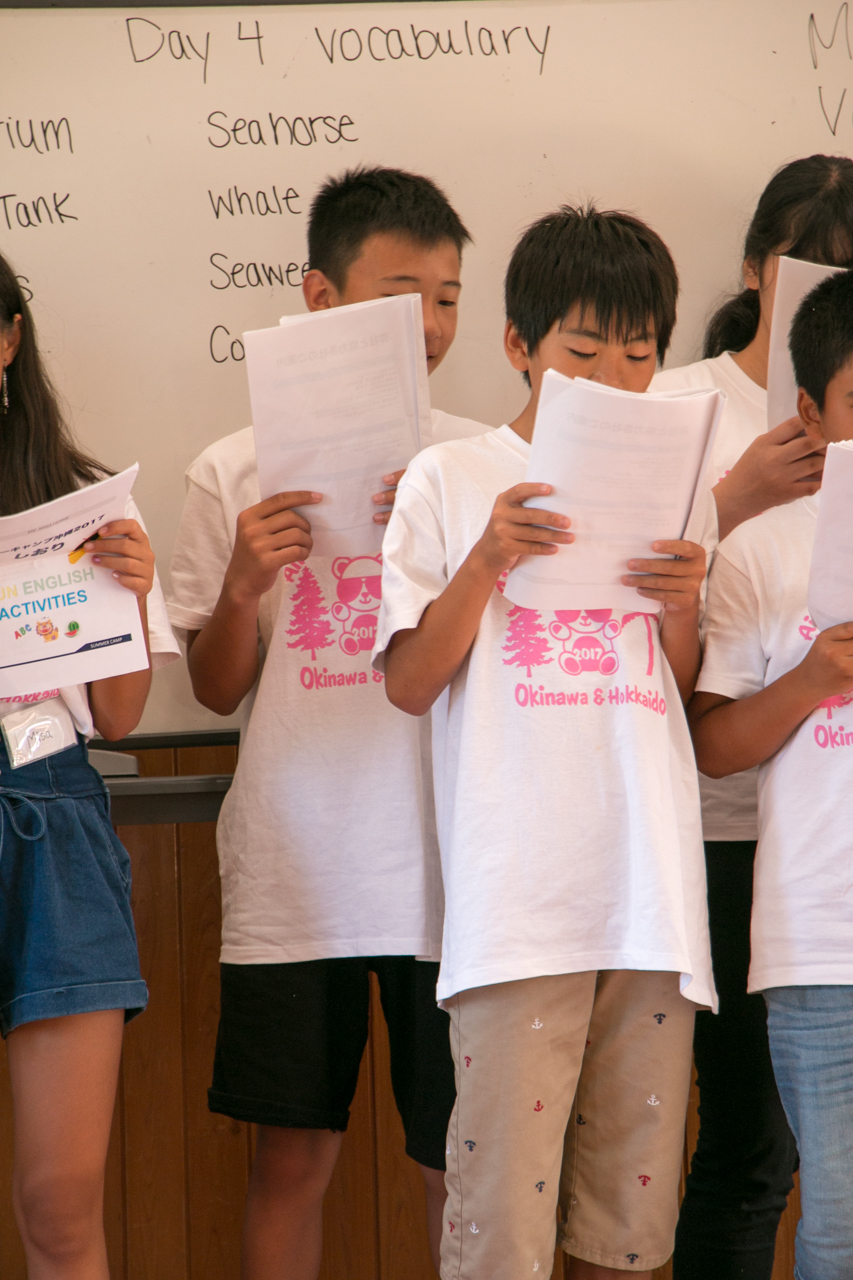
[690,269,853,1280]
[167,166,485,1280]
[375,205,715,1279]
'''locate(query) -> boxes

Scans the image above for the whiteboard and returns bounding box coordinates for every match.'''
[0,0,842,732]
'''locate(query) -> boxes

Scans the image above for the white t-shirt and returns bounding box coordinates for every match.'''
[373,426,716,1009]
[166,408,489,965]
[653,352,767,841]
[696,495,853,990]
[0,496,179,739]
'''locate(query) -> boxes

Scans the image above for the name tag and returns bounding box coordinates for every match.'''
[1,697,77,769]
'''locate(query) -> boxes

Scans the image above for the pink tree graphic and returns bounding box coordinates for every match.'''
[820,692,853,719]
[502,606,553,677]
[286,566,335,660]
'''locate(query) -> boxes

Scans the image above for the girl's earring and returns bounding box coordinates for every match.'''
[1,365,7,414]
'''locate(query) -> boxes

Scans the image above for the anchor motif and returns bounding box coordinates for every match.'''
[533,1263,540,1273]
[637,1175,651,1186]
[448,1222,455,1233]
[533,1100,544,1112]
[626,1254,639,1265]
[576,1114,586,1125]
[470,1222,479,1234]
[653,1013,666,1025]
[647,1094,660,1106]
[464,1140,476,1151]
[464,1056,472,1067]
[535,1181,545,1193]
[532,1018,543,1029]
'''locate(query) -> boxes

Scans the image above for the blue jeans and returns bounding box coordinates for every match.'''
[765,985,853,1280]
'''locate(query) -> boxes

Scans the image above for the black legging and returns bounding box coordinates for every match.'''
[672,840,799,1280]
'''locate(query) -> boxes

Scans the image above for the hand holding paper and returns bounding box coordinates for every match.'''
[504,371,723,612]
[0,465,150,697]
[245,294,431,558]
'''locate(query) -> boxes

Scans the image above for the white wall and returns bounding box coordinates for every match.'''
[0,0,845,730]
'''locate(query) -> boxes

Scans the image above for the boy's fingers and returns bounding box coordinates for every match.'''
[507,507,571,529]
[372,488,398,506]
[627,557,694,576]
[259,491,322,516]
[261,511,313,536]
[623,575,691,592]
[504,482,554,504]
[767,416,808,443]
[381,469,406,487]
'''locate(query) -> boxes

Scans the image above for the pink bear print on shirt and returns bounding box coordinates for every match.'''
[331,555,382,656]
[548,609,657,679]
[549,610,621,676]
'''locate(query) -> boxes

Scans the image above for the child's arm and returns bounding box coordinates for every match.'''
[713,417,824,541]
[690,622,853,777]
[186,491,319,716]
[622,540,707,703]
[384,483,572,716]
[83,519,155,741]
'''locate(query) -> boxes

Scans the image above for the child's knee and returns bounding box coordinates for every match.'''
[14,1165,102,1263]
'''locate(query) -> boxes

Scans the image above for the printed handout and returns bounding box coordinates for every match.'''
[0,465,149,697]
[767,256,844,431]
[245,295,431,558]
[505,371,723,613]
[808,441,853,631]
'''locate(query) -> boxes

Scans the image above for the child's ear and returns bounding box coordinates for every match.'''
[504,321,530,373]
[797,385,826,445]
[302,270,340,312]
[742,257,761,292]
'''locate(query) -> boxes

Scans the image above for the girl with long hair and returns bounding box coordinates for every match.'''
[0,251,178,1279]
[654,154,853,1280]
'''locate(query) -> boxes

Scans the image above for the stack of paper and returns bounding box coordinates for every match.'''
[767,256,845,431]
[0,465,148,696]
[244,294,431,558]
[808,441,853,631]
[505,371,723,613]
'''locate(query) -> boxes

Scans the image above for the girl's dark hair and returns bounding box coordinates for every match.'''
[505,203,679,372]
[704,155,853,359]
[0,253,108,517]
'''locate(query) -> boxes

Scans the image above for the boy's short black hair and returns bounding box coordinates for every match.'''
[308,166,471,290]
[790,269,853,410]
[505,204,679,366]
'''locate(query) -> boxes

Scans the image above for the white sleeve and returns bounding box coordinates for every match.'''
[695,547,767,701]
[166,477,234,640]
[126,497,179,669]
[372,464,449,672]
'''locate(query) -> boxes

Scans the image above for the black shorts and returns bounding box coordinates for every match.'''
[209,956,455,1170]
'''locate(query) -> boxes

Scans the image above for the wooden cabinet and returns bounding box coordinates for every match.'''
[0,745,800,1278]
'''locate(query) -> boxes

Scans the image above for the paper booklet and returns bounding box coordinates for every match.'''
[244,294,431,559]
[504,371,723,613]
[808,441,853,631]
[766,256,845,431]
[0,465,149,697]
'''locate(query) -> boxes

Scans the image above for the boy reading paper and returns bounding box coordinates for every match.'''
[690,269,853,1280]
[167,167,484,1280]
[375,205,715,1279]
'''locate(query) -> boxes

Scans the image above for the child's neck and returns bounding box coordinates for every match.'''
[730,322,770,390]
[507,397,537,444]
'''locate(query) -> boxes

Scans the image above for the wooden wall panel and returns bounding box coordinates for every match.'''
[0,743,805,1278]
[177,743,249,1280]
[120,820,188,1280]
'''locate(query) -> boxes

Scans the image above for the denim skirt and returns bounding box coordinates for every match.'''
[0,734,147,1036]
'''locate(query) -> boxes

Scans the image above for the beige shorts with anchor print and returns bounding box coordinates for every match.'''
[440,970,697,1278]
